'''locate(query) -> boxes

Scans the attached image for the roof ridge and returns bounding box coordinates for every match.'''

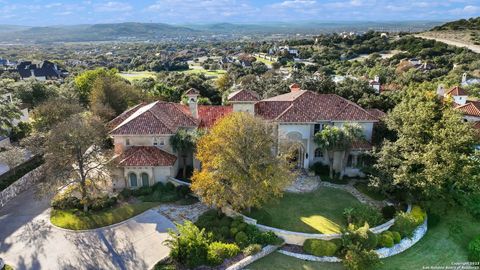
[274,104,294,121]
[111,101,159,133]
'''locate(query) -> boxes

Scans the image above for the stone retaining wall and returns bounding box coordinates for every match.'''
[277,218,428,262]
[167,177,191,187]
[0,165,44,208]
[223,205,411,245]
[225,245,278,270]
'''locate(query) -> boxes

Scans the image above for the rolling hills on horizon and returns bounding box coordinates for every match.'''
[0,21,444,43]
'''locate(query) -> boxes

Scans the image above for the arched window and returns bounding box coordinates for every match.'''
[129,173,137,187]
[141,173,149,187]
[314,148,324,158]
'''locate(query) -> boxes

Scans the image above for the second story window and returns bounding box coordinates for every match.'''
[154,137,165,146]
[126,138,130,146]
[314,124,321,135]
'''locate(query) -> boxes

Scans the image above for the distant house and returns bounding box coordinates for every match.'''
[408,58,422,66]
[240,60,252,68]
[369,76,381,94]
[461,73,480,87]
[16,60,66,81]
[269,45,299,57]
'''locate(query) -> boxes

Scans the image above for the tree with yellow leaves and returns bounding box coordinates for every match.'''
[191,112,294,211]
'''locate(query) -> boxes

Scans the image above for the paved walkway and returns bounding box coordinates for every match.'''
[0,187,175,270]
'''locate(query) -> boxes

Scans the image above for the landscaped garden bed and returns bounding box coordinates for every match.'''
[245,187,376,234]
[154,209,283,269]
[50,181,197,230]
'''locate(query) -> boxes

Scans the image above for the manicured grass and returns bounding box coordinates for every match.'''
[119,71,157,81]
[246,187,363,234]
[248,252,344,270]
[376,207,480,270]
[180,68,226,77]
[354,182,387,201]
[248,206,480,270]
[50,201,159,230]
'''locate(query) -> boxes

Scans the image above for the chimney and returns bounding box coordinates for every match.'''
[437,84,445,97]
[462,73,467,84]
[374,75,380,83]
[289,83,301,93]
[185,88,200,118]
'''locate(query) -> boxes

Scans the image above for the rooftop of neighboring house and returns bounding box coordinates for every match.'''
[446,86,468,96]
[16,60,64,79]
[109,86,381,136]
[456,101,480,117]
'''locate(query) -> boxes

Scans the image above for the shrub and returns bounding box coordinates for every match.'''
[468,235,480,262]
[230,227,239,237]
[343,244,380,270]
[51,196,82,210]
[90,196,117,211]
[165,182,175,191]
[175,185,191,198]
[427,212,441,229]
[235,231,249,248]
[303,239,339,257]
[364,231,378,250]
[10,121,32,142]
[391,211,420,238]
[207,242,240,265]
[119,188,132,200]
[132,186,153,196]
[411,205,427,224]
[347,205,384,227]
[152,182,166,192]
[165,221,210,268]
[391,231,401,244]
[381,205,396,220]
[378,233,394,248]
[254,231,283,246]
[243,244,262,256]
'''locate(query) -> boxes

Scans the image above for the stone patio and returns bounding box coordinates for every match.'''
[156,202,211,224]
[285,175,320,193]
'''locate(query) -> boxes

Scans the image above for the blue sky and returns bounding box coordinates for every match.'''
[0,0,479,26]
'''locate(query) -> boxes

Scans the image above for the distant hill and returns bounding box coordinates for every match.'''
[0,21,442,43]
[431,17,480,31]
[0,22,198,43]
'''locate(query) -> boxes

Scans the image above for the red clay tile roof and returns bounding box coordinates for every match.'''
[256,90,377,122]
[107,103,146,129]
[198,105,233,128]
[110,101,198,135]
[366,109,387,120]
[446,86,468,96]
[116,146,177,166]
[456,101,480,117]
[227,89,260,102]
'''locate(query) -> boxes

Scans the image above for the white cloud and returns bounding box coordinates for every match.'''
[272,0,317,9]
[94,1,132,12]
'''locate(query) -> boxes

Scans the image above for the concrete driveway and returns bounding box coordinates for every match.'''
[0,187,175,270]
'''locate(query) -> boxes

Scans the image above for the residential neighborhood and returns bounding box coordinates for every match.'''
[0,4,480,270]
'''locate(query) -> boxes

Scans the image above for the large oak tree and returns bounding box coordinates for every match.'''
[191,112,294,211]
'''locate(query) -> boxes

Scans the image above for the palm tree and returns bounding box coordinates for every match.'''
[170,129,197,180]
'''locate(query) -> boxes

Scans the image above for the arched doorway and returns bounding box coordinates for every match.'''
[286,142,305,169]
[129,173,138,187]
[141,173,149,187]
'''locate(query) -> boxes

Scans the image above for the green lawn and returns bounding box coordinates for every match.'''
[249,206,480,270]
[353,182,387,201]
[50,202,159,230]
[119,71,157,81]
[180,68,226,77]
[246,187,363,234]
[248,252,344,270]
[255,57,275,66]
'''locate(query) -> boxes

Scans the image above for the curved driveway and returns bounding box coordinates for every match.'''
[0,187,175,270]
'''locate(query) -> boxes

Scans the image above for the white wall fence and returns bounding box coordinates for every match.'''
[0,166,44,208]
[223,205,411,245]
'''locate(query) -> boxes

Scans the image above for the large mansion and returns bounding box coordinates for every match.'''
[108,84,384,190]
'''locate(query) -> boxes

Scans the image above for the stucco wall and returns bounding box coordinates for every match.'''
[232,103,255,114]
[333,122,374,141]
[113,135,173,153]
